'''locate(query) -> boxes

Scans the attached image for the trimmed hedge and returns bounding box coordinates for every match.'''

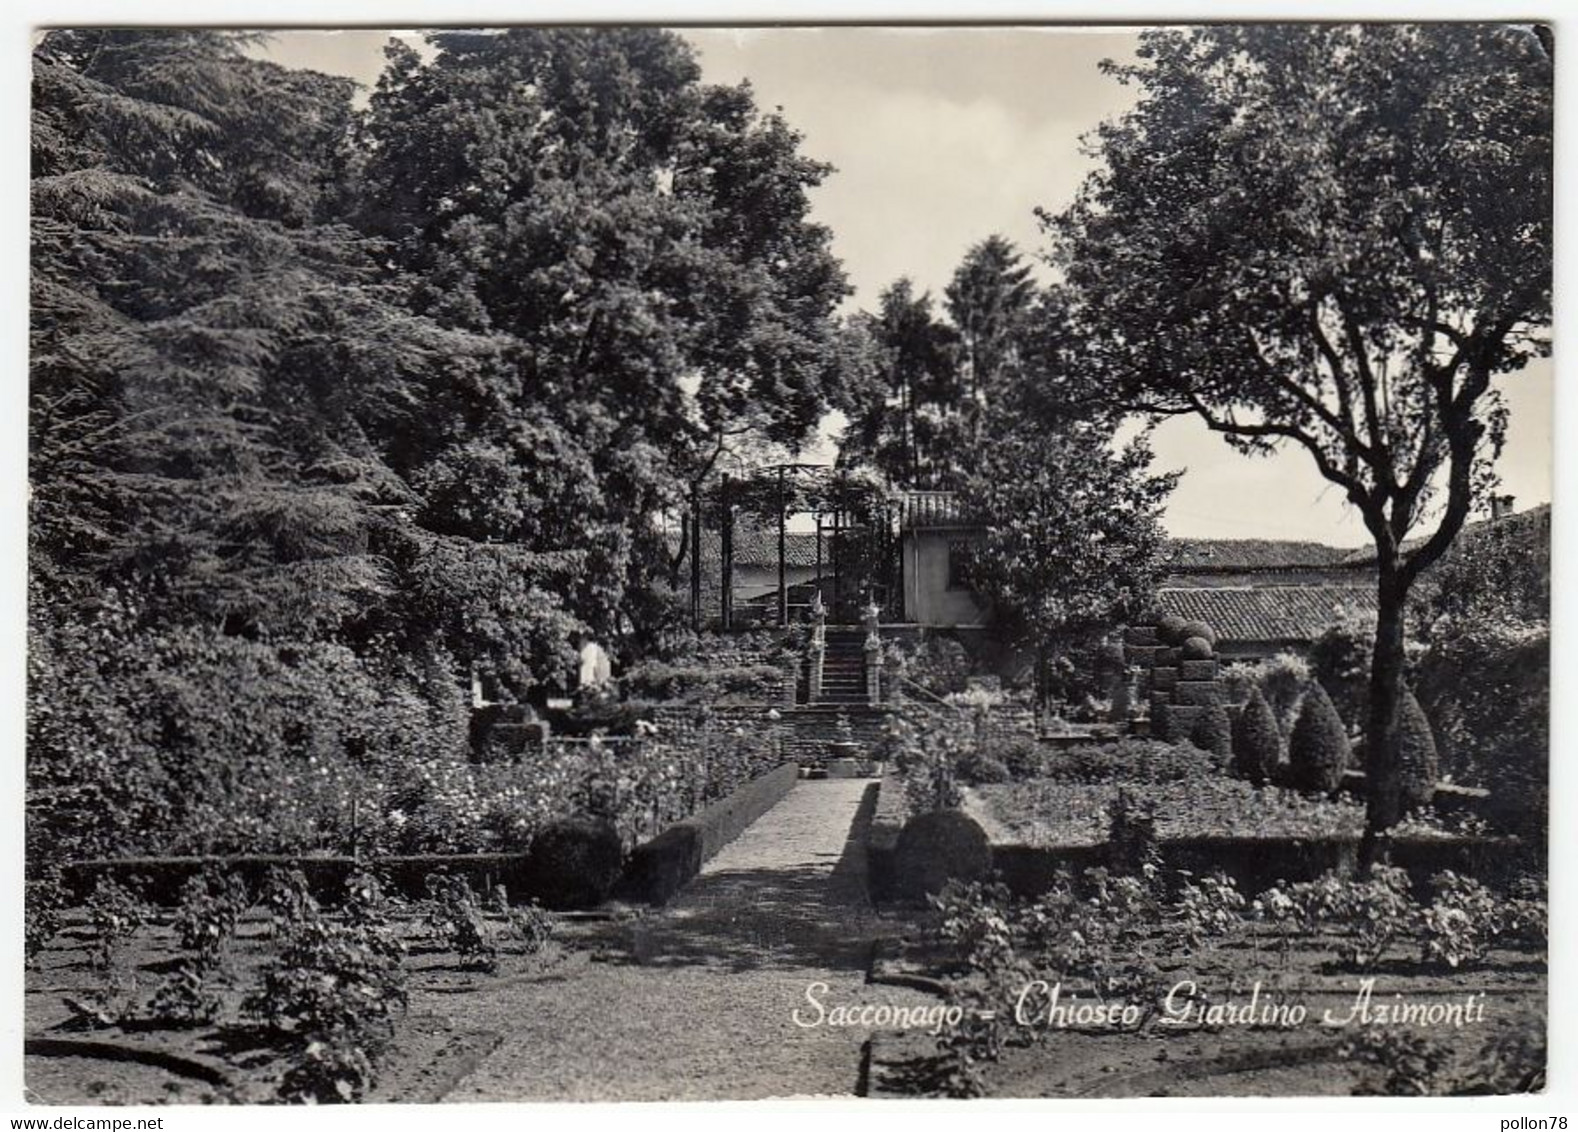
[515,817,624,910]
[1396,687,1440,814]
[1288,683,1351,795]
[1190,703,1233,762]
[619,762,800,905]
[1156,614,1189,645]
[1180,636,1214,660]
[974,834,1525,900]
[892,809,991,901]
[1232,686,1281,786]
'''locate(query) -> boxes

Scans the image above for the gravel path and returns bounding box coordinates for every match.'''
[443,778,930,1102]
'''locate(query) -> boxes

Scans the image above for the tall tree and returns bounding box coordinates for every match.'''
[358,30,850,619]
[839,279,959,487]
[944,235,1037,412]
[1051,25,1552,848]
[959,290,1177,680]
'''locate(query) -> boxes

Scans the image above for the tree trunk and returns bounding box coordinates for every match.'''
[1359,563,1410,870]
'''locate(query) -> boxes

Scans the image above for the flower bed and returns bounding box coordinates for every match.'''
[93,715,788,861]
[976,778,1367,847]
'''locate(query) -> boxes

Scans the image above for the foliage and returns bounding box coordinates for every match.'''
[980,776,1368,847]
[1053,23,1551,837]
[1415,615,1546,807]
[1189,703,1232,762]
[1105,789,1163,875]
[997,735,1045,780]
[27,26,847,867]
[172,869,251,970]
[960,414,1177,648]
[1249,653,1312,737]
[1420,870,1499,968]
[243,893,407,1104]
[1179,636,1213,661]
[147,960,223,1028]
[1038,738,1222,785]
[1286,683,1352,795]
[1232,686,1282,786]
[421,871,498,972]
[1174,871,1247,950]
[957,751,1010,785]
[25,870,68,967]
[85,877,148,972]
[1310,616,1378,734]
[882,713,965,814]
[618,662,785,703]
[506,901,556,956]
[1393,688,1440,814]
[1260,866,1418,969]
[884,633,973,698]
[1342,1030,1455,1096]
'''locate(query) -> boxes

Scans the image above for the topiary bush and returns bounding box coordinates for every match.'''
[1155,614,1188,645]
[1180,636,1214,660]
[1190,703,1233,763]
[1287,683,1351,795]
[998,735,1045,780]
[1232,686,1282,786]
[1395,687,1440,814]
[516,817,625,909]
[1179,620,1216,647]
[959,752,1011,785]
[894,810,991,902]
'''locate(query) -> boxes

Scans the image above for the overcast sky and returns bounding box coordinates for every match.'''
[255,27,1553,548]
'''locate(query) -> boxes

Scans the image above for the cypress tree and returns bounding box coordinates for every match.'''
[1395,687,1440,813]
[1288,683,1351,795]
[1232,686,1281,786]
[1190,702,1232,764]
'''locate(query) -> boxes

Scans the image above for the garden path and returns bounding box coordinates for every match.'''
[442,778,930,1101]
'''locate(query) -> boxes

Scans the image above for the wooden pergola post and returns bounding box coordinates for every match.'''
[777,464,788,626]
[689,489,702,630]
[721,472,734,630]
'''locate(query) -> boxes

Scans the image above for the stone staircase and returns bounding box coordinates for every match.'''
[816,628,870,704]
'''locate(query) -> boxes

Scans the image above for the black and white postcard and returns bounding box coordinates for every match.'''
[21,20,1556,1109]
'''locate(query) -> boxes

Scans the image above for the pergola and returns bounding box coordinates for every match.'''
[687,464,898,629]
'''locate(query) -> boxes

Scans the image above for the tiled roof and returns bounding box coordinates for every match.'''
[1337,504,1550,566]
[1156,585,1378,644]
[695,529,822,569]
[1167,539,1358,572]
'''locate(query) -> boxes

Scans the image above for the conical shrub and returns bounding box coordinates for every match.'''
[1395,687,1440,813]
[1190,702,1232,764]
[1288,682,1351,795]
[1232,685,1281,786]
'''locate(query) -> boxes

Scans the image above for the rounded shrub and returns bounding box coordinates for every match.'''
[515,817,625,910]
[894,810,991,902]
[959,752,1011,785]
[1395,687,1440,814]
[1156,614,1189,645]
[1179,620,1217,647]
[1287,683,1351,795]
[998,736,1044,780]
[1232,686,1282,786]
[1180,636,1214,660]
[1189,703,1233,764]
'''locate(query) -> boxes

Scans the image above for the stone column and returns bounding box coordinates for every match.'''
[808,593,827,704]
[862,599,883,706]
